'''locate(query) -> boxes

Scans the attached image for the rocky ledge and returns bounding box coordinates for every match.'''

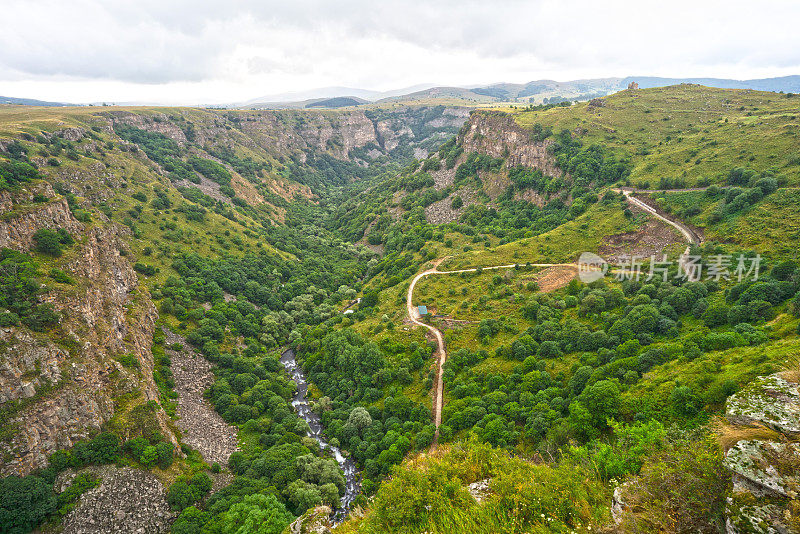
[724,372,800,534]
[284,505,333,534]
[726,374,800,435]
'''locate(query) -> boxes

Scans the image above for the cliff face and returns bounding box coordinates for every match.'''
[458,111,565,178]
[106,106,468,163]
[0,185,84,250]
[0,195,175,477]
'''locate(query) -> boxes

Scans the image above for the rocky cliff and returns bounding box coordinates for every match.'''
[420,111,569,224]
[105,106,468,165]
[458,111,565,178]
[0,191,176,477]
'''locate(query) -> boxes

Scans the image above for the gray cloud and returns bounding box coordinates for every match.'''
[0,0,798,103]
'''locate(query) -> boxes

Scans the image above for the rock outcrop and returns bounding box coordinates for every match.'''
[284,506,333,534]
[467,478,492,504]
[0,197,83,250]
[726,375,800,435]
[724,372,800,533]
[0,195,176,476]
[459,111,566,179]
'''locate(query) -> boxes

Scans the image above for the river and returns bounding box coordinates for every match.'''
[280,349,360,522]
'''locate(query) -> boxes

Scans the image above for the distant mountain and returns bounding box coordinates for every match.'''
[241,96,370,110]
[378,78,623,105]
[304,96,369,108]
[0,95,72,107]
[238,84,434,108]
[7,75,799,110]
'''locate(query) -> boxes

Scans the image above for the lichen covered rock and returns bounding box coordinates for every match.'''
[726,374,800,435]
[725,491,793,534]
[284,505,333,534]
[724,440,800,497]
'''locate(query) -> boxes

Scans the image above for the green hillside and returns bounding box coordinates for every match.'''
[514,84,800,187]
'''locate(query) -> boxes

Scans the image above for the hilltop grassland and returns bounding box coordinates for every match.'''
[514,85,800,187]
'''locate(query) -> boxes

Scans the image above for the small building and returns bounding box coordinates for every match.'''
[418,305,428,316]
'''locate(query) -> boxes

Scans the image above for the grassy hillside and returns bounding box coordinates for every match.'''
[439,198,642,270]
[650,187,800,259]
[514,85,800,187]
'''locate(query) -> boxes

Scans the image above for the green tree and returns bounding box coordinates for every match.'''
[347,407,372,430]
[579,380,621,428]
[213,493,293,534]
[0,475,57,534]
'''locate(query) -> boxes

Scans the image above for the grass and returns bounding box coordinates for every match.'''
[414,267,542,321]
[624,335,800,421]
[440,200,637,270]
[512,85,800,187]
[653,188,800,259]
[335,439,610,534]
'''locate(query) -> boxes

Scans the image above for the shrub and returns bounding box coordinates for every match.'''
[115,353,140,369]
[189,157,232,186]
[0,475,57,533]
[122,437,148,460]
[32,229,67,256]
[155,441,175,469]
[56,472,100,517]
[702,303,730,327]
[618,436,729,533]
[72,432,120,465]
[0,160,40,191]
[167,472,213,511]
[133,263,158,276]
[49,268,75,284]
[0,311,20,326]
[166,480,196,511]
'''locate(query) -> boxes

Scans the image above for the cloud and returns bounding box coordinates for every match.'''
[0,0,798,103]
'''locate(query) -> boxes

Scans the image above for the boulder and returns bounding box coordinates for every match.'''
[724,440,800,497]
[284,506,333,534]
[467,478,492,504]
[726,375,800,435]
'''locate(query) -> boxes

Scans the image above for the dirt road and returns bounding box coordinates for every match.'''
[406,260,574,443]
[405,187,698,444]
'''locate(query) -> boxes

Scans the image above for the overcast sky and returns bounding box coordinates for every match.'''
[1,0,799,105]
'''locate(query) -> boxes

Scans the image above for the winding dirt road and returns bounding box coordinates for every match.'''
[406,188,700,444]
[406,260,574,443]
[615,189,701,250]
